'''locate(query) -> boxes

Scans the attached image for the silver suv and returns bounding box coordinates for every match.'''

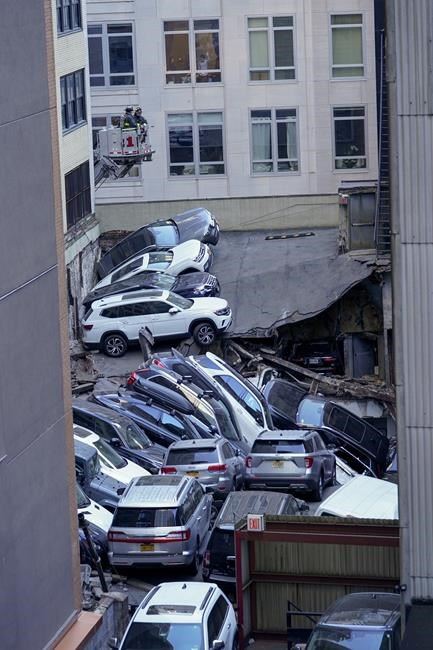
[245,430,336,501]
[161,437,245,499]
[108,475,212,574]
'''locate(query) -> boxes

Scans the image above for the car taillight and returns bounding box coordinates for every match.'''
[82,324,93,331]
[152,359,165,368]
[161,466,177,474]
[305,457,313,469]
[208,464,227,473]
[203,550,210,567]
[108,531,126,542]
[126,371,138,386]
[323,356,334,364]
[246,456,252,468]
[166,529,191,542]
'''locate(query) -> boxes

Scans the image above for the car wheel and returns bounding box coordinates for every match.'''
[102,333,128,358]
[312,473,324,502]
[193,322,216,347]
[187,543,200,576]
[330,464,337,486]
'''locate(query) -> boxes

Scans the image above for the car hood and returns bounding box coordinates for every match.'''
[172,208,214,242]
[134,443,166,467]
[171,239,202,264]
[173,272,215,292]
[78,499,113,533]
[191,297,229,312]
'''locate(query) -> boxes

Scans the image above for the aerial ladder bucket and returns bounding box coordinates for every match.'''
[94,126,154,188]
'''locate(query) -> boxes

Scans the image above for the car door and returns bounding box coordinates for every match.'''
[222,441,239,485]
[147,299,187,337]
[206,595,232,648]
[313,433,333,480]
[193,482,211,540]
[117,302,153,340]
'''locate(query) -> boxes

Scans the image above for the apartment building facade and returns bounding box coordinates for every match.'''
[87,0,378,231]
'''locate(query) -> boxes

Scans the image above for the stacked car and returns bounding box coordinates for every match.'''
[81,208,232,356]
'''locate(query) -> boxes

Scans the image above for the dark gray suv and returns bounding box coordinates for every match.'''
[245,429,336,501]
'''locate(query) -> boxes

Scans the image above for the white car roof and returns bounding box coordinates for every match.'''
[73,423,99,445]
[118,475,189,507]
[92,289,169,309]
[134,582,219,624]
[316,475,398,519]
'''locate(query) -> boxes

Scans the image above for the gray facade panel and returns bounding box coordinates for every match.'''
[0,0,50,124]
[0,113,58,297]
[0,418,76,650]
[0,269,65,459]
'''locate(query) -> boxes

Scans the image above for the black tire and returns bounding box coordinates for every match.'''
[311,473,324,502]
[187,543,200,576]
[329,463,337,486]
[101,333,128,358]
[193,321,216,347]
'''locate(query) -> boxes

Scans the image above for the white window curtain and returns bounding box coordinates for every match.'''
[252,123,272,160]
[249,31,269,68]
[286,121,297,159]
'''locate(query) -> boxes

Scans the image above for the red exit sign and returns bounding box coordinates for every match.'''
[247,514,265,532]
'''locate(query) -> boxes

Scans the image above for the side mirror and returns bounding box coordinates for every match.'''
[107,638,119,650]
[212,641,225,650]
[110,437,121,448]
[169,307,179,315]
[117,487,125,496]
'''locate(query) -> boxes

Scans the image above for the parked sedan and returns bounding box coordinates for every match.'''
[97,207,219,278]
[82,270,220,310]
[245,429,336,501]
[93,240,213,290]
[161,437,245,499]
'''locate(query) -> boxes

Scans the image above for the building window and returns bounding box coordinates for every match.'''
[60,70,86,131]
[92,115,140,179]
[88,23,135,87]
[250,109,299,173]
[65,161,91,229]
[168,112,224,176]
[333,107,366,169]
[57,0,81,34]
[164,19,221,84]
[248,16,295,81]
[331,14,364,78]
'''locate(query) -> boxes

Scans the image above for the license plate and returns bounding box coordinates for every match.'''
[140,543,154,552]
[187,471,199,477]
[272,460,284,469]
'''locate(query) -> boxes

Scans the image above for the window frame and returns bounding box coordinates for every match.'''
[60,69,86,132]
[329,13,365,80]
[247,15,296,83]
[332,105,367,171]
[65,161,91,230]
[163,18,222,86]
[166,110,226,178]
[57,0,82,35]
[88,22,136,88]
[249,107,300,175]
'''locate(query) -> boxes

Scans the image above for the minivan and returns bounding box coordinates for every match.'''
[108,475,212,574]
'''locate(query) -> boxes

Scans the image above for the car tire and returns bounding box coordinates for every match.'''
[187,543,200,576]
[101,333,128,358]
[330,464,337,486]
[193,322,216,347]
[311,473,324,502]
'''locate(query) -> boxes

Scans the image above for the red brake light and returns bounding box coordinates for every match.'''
[82,324,93,331]
[161,466,177,474]
[246,456,252,468]
[127,371,138,386]
[305,457,313,469]
[166,529,191,542]
[152,359,165,368]
[208,464,227,473]
[203,550,210,567]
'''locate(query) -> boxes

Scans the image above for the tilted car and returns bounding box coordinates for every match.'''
[110,581,238,650]
[81,289,232,356]
[97,207,220,278]
[245,429,336,501]
[108,475,212,574]
[74,439,125,512]
[93,239,213,291]
[82,270,220,310]
[161,437,245,499]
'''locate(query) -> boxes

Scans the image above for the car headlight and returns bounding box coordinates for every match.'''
[194,244,206,263]
[214,307,230,316]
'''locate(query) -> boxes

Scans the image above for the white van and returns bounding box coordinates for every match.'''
[315,475,398,519]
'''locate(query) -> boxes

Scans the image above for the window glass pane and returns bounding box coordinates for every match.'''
[164,20,189,31]
[273,16,294,27]
[252,122,272,161]
[276,109,296,119]
[107,23,132,33]
[248,17,268,28]
[165,33,190,71]
[199,125,223,163]
[198,112,222,125]
[334,107,365,118]
[110,75,135,85]
[169,125,194,165]
[277,120,297,160]
[194,19,219,30]
[332,27,362,66]
[168,113,193,125]
[331,14,362,25]
[195,32,220,72]
[109,35,133,73]
[170,164,195,176]
[250,71,270,81]
[90,77,105,87]
[249,31,269,68]
[335,117,365,156]
[88,24,102,34]
[88,37,103,74]
[274,29,294,67]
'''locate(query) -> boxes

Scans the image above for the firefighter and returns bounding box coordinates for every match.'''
[134,107,148,141]
[122,106,137,129]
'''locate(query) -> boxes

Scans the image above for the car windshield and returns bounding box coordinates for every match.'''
[119,422,151,450]
[168,292,193,309]
[76,483,90,509]
[93,438,127,469]
[147,251,173,270]
[307,626,390,650]
[297,399,325,427]
[147,221,179,247]
[111,256,144,283]
[112,507,181,528]
[208,399,240,441]
[120,622,203,650]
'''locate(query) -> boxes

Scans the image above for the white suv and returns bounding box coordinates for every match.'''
[82,289,232,357]
[111,581,238,650]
